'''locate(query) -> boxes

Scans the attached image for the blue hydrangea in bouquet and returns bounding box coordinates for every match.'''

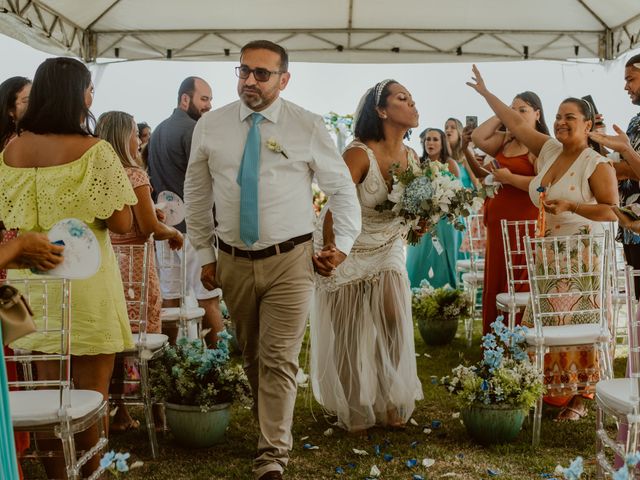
[376,159,498,245]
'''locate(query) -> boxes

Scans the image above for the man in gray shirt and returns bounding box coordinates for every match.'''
[147,76,223,342]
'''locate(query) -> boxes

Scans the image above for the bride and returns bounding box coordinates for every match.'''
[310,79,424,433]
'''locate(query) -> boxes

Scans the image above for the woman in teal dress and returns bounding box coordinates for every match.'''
[406,128,461,288]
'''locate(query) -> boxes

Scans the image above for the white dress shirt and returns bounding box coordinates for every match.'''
[184,97,361,266]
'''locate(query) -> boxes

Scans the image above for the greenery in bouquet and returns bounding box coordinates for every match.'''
[150,332,252,412]
[376,159,497,245]
[441,317,545,409]
[411,279,471,324]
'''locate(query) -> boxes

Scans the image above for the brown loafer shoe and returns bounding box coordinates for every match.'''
[258,471,283,480]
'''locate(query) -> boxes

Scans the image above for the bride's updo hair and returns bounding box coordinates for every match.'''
[354,79,398,142]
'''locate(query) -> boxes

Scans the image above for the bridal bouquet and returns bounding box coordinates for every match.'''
[376,159,496,245]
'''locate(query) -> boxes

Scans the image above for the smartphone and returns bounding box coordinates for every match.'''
[465,115,478,130]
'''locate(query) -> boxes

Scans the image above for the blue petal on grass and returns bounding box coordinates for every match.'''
[406,458,418,468]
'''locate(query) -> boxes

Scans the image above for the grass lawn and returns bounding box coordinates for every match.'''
[23,321,625,480]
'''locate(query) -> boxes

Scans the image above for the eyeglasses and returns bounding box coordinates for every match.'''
[235,65,283,82]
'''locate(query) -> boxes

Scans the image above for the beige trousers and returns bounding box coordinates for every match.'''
[217,241,315,478]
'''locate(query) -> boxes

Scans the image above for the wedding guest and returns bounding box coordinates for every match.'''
[445,117,478,189]
[147,76,223,345]
[468,64,618,421]
[184,40,361,480]
[0,57,137,477]
[464,91,548,334]
[136,121,151,169]
[311,80,423,434]
[97,110,183,432]
[0,76,30,148]
[406,128,460,289]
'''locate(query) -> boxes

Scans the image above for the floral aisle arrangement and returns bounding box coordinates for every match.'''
[376,159,498,245]
[442,318,544,408]
[412,280,472,345]
[441,318,545,444]
[150,332,251,411]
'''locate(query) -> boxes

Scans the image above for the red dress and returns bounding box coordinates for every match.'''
[481,150,538,334]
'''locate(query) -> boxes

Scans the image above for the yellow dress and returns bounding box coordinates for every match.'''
[0,141,138,355]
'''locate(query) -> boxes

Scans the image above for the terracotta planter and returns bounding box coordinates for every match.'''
[164,402,231,448]
[461,403,526,445]
[417,316,459,346]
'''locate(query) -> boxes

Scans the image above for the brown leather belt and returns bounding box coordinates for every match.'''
[218,233,312,260]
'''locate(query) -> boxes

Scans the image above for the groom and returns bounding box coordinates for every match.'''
[184,40,361,479]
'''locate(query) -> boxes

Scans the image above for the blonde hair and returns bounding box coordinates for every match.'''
[445,117,464,162]
[96,111,138,168]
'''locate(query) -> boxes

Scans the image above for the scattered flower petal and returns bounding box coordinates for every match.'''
[383,453,394,462]
[452,412,460,419]
[410,418,419,426]
[410,441,419,449]
[335,466,344,474]
[303,443,319,450]
[300,436,309,441]
[323,428,333,437]
[130,461,144,470]
[369,465,381,477]
[423,458,436,468]
[431,420,442,429]
[374,444,381,456]
[406,458,418,468]
[488,469,500,476]
[423,428,432,434]
[413,476,425,480]
[352,448,369,456]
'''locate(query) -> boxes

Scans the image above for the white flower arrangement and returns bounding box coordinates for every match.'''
[266,138,288,158]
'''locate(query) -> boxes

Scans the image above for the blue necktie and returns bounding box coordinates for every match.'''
[237,113,263,246]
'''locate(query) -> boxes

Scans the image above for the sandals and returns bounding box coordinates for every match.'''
[554,398,588,422]
[110,419,141,433]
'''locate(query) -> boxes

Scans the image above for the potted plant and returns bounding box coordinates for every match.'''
[150,331,252,448]
[412,280,471,346]
[441,318,545,444]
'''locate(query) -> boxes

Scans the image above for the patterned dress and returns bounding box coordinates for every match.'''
[525,138,609,397]
[110,167,162,334]
[310,140,423,432]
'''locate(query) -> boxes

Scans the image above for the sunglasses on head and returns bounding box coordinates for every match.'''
[235,65,283,82]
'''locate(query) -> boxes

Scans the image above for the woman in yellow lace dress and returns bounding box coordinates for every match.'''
[0,57,137,477]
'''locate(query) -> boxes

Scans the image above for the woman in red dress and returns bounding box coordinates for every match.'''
[463,91,549,334]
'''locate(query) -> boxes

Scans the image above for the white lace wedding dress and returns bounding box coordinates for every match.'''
[310,140,423,432]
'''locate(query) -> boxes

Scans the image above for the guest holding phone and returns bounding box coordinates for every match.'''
[462,90,548,334]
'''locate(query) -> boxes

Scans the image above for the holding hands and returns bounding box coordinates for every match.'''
[313,243,346,277]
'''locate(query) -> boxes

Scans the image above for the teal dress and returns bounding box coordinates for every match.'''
[457,162,475,262]
[1,324,20,480]
[407,217,459,289]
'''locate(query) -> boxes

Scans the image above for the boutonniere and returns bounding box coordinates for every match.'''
[266,138,288,158]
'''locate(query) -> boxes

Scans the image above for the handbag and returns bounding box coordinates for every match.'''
[0,284,36,346]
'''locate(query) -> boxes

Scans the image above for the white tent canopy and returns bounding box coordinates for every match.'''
[1,0,640,63]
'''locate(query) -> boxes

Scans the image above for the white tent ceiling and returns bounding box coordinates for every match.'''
[1,0,640,64]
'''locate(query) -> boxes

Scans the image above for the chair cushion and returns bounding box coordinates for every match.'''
[130,333,168,351]
[10,389,103,428]
[160,307,205,322]
[525,323,610,347]
[456,259,485,272]
[596,378,638,414]
[496,292,530,309]
[462,271,483,286]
